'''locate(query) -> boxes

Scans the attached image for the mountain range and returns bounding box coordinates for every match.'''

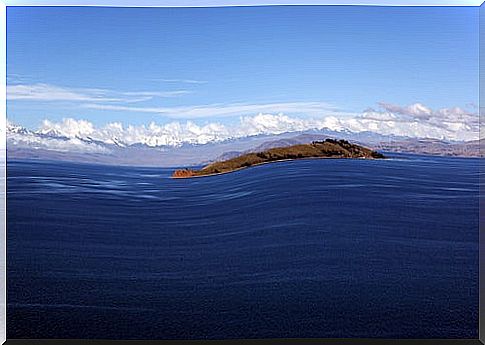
[6,122,482,167]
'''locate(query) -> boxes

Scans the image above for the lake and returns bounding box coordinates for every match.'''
[7,153,480,339]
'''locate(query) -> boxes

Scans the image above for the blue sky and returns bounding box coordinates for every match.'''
[7,5,478,131]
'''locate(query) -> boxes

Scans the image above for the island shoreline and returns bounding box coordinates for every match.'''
[171,155,382,179]
[171,140,385,179]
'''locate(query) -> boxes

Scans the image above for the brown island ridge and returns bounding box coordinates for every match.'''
[172,139,385,178]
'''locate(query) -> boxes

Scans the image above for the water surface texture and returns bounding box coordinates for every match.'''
[7,154,479,339]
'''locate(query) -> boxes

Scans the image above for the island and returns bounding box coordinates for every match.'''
[171,139,385,178]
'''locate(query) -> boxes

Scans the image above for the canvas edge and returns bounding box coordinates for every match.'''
[2,1,482,344]
[480,1,485,344]
[2,339,485,345]
[7,341,481,344]
[1,1,7,344]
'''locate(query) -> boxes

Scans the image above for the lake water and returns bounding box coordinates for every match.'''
[7,153,480,339]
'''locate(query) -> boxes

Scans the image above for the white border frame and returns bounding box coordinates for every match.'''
[3,0,483,6]
[1,1,481,343]
[1,2,6,344]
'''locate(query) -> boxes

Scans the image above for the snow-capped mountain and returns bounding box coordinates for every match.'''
[6,105,480,166]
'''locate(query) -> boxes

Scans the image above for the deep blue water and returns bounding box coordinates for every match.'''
[7,154,480,339]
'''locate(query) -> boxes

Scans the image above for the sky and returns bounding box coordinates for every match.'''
[6,5,480,143]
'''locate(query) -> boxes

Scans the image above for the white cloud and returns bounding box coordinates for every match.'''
[82,101,478,141]
[6,120,109,154]
[7,83,120,102]
[83,101,340,119]
[378,102,433,119]
[7,83,190,103]
[6,102,479,154]
[39,118,96,138]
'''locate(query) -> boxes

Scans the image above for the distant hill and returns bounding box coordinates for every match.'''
[371,138,483,157]
[214,133,331,161]
[216,134,483,163]
[172,139,385,178]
